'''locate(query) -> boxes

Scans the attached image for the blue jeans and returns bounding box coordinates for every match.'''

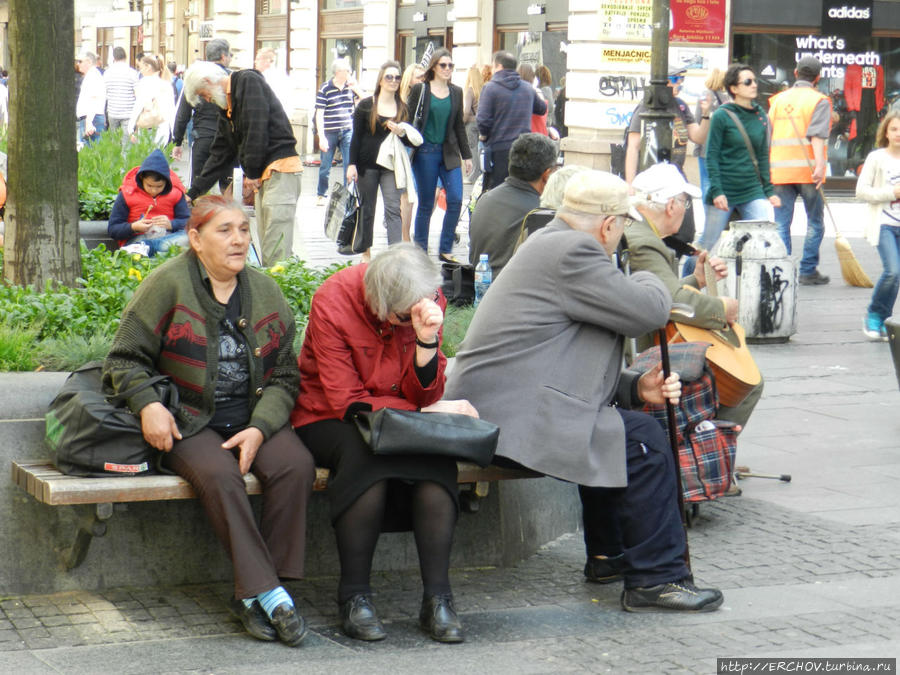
[412,142,463,255]
[317,128,353,198]
[683,197,772,276]
[130,231,189,256]
[773,183,825,275]
[79,114,106,147]
[697,156,709,201]
[869,224,900,320]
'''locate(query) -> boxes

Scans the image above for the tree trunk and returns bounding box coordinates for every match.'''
[4,0,80,288]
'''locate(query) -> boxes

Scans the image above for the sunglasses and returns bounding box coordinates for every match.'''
[383,74,401,82]
[668,75,685,84]
[740,77,757,86]
[437,62,455,70]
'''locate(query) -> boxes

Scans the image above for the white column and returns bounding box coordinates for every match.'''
[360,0,393,91]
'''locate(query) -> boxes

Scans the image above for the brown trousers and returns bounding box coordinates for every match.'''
[163,426,315,599]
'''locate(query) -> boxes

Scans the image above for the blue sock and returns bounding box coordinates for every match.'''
[257,586,293,618]
[241,597,255,610]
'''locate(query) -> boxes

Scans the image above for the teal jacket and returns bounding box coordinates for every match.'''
[705,101,774,205]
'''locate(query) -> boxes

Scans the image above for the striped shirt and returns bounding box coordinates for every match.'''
[104,61,138,119]
[315,79,355,133]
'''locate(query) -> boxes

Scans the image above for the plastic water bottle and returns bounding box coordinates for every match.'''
[474,254,492,307]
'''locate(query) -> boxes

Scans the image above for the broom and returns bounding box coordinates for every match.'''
[786,115,873,288]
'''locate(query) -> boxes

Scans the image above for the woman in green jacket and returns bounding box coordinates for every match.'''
[683,64,781,276]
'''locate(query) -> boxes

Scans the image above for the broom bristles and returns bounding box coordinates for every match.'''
[835,236,874,288]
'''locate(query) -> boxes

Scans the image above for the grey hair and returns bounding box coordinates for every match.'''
[631,195,670,213]
[183,61,229,106]
[540,165,589,209]
[79,52,97,65]
[332,58,351,75]
[363,243,441,321]
[206,38,231,63]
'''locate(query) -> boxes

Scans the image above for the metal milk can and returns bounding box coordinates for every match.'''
[712,219,797,342]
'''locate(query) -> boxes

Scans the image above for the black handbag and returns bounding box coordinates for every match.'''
[335,181,370,255]
[44,362,179,477]
[440,261,475,306]
[353,408,500,468]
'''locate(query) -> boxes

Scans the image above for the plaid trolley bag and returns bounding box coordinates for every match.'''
[631,343,738,508]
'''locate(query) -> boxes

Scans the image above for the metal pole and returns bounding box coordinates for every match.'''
[638,0,675,172]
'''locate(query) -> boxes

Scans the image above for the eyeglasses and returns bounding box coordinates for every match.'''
[672,195,692,210]
[616,215,636,228]
[437,62,455,70]
[740,77,757,86]
[383,74,401,82]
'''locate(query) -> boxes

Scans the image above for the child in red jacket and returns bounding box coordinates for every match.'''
[107,149,190,255]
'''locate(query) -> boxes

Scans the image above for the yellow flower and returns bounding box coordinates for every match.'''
[128,268,142,282]
[132,254,143,262]
[270,264,286,275]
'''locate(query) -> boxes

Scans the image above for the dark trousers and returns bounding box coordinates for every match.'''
[579,409,688,589]
[190,133,233,193]
[162,426,315,599]
[482,146,511,191]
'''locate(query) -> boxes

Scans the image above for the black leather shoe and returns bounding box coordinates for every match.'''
[269,603,308,647]
[439,253,463,265]
[229,597,276,641]
[621,578,724,613]
[339,593,387,641]
[419,594,464,643]
[584,554,625,584]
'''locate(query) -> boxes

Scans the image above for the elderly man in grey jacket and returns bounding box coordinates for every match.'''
[445,170,724,613]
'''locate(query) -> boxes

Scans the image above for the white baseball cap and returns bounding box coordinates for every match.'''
[631,163,701,204]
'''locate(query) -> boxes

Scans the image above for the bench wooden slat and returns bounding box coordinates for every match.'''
[12,460,539,507]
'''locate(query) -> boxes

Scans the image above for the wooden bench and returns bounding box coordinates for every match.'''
[11,459,541,570]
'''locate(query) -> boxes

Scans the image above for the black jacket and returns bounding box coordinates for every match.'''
[172,62,230,145]
[187,69,297,200]
[408,81,471,170]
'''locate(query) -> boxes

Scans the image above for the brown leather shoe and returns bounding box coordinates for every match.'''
[419,594,464,643]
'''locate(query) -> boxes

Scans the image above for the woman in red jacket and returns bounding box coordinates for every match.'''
[292,243,477,644]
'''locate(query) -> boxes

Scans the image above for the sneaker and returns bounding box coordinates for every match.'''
[621,578,724,613]
[864,313,885,341]
[799,270,830,285]
[584,555,626,584]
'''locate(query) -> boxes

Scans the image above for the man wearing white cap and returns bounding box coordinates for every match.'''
[446,170,724,613]
[628,163,763,428]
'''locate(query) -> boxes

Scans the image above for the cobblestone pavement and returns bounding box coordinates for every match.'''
[2,494,899,673]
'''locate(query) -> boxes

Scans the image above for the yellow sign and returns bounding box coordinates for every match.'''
[601,47,652,66]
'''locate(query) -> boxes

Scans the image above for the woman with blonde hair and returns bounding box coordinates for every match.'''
[694,68,730,200]
[535,65,554,126]
[463,65,484,183]
[856,109,900,340]
[129,55,176,146]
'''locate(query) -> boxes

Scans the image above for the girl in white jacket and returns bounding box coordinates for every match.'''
[856,110,900,340]
[128,55,175,147]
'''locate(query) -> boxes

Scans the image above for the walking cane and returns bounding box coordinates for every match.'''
[659,303,696,573]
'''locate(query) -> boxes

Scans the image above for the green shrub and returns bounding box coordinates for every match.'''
[441,304,476,358]
[0,323,40,371]
[77,129,177,221]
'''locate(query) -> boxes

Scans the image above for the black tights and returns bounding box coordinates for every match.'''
[334,480,456,603]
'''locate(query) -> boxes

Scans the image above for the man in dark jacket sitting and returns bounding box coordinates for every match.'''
[183,61,302,265]
[468,133,558,276]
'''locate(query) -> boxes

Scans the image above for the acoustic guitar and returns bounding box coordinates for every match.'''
[662,262,761,408]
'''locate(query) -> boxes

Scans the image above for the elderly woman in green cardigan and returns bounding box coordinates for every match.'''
[102,196,314,648]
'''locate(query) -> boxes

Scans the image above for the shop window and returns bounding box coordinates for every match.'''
[734,32,900,178]
[498,30,567,94]
[322,0,362,9]
[320,37,363,85]
[257,0,287,14]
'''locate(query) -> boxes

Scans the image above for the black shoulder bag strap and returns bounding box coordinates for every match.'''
[720,107,763,186]
[413,82,427,130]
